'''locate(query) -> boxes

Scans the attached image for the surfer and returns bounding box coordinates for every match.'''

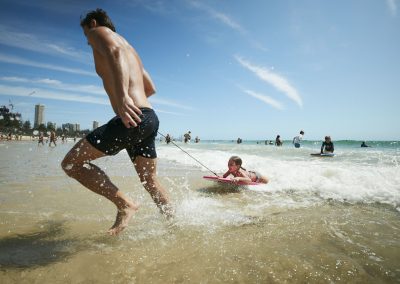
[222,156,269,184]
[292,130,304,148]
[61,9,172,236]
[361,141,370,147]
[321,136,334,154]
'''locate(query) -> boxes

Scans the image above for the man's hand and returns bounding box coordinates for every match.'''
[117,96,142,128]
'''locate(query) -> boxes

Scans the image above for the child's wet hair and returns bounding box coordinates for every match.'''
[229,156,246,170]
[229,156,242,166]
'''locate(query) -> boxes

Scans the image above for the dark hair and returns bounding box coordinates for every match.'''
[229,156,246,170]
[300,130,304,134]
[80,8,116,32]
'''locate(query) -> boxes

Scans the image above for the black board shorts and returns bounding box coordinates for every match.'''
[86,108,159,161]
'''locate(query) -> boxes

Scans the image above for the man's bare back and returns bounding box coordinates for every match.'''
[83,24,155,128]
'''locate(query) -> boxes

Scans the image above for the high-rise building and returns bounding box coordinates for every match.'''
[62,123,80,133]
[34,104,45,128]
[93,121,99,130]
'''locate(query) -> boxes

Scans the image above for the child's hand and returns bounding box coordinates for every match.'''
[232,177,240,183]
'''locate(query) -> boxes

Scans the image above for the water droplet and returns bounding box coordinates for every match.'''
[65,164,73,170]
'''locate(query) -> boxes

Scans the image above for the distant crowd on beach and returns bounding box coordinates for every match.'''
[0,130,79,146]
[158,129,372,151]
[161,130,200,144]
[0,132,23,141]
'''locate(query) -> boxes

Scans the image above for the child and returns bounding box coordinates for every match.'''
[222,156,269,184]
[321,136,334,154]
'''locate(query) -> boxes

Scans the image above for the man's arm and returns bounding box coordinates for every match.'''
[87,27,141,128]
[143,69,156,97]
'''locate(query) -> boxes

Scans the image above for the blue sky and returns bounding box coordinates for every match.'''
[0,0,399,140]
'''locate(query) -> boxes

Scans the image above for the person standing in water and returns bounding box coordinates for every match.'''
[61,9,172,236]
[275,135,283,146]
[292,130,304,148]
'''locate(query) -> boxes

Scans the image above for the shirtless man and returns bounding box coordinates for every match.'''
[61,9,172,235]
[49,130,57,147]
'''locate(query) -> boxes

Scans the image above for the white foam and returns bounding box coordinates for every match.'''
[157,144,400,208]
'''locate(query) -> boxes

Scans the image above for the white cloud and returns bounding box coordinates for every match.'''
[0,84,108,105]
[188,1,246,34]
[242,89,284,110]
[387,0,398,16]
[0,79,193,114]
[0,24,91,62]
[0,53,95,76]
[235,56,303,108]
[0,76,104,95]
[153,108,186,116]
[149,97,193,110]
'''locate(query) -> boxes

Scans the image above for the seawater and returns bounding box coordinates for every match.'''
[0,140,399,283]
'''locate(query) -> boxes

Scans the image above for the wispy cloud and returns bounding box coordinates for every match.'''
[149,97,193,110]
[387,0,398,16]
[235,56,303,108]
[0,79,193,114]
[188,1,246,34]
[0,84,108,105]
[0,53,95,77]
[242,89,284,110]
[153,108,186,116]
[0,24,91,62]
[0,76,104,95]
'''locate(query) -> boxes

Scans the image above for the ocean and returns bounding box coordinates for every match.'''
[0,139,399,283]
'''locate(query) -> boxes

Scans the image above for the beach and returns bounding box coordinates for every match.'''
[0,139,399,283]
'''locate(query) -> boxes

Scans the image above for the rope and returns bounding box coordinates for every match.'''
[157,131,218,176]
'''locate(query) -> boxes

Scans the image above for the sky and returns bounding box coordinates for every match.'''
[0,0,399,140]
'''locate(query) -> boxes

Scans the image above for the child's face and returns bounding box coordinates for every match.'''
[228,160,239,172]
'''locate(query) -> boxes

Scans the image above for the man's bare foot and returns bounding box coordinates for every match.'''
[107,203,138,236]
[160,204,175,220]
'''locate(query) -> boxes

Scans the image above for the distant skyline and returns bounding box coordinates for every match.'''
[0,0,399,140]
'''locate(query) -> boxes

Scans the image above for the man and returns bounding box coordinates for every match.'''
[61,9,172,236]
[38,131,44,146]
[184,131,191,143]
[49,130,57,147]
[292,130,304,148]
[275,135,282,146]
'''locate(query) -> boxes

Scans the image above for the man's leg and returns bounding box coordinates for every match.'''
[61,138,138,235]
[134,156,173,218]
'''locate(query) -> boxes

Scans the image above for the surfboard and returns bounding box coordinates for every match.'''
[310,153,335,157]
[203,176,261,185]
